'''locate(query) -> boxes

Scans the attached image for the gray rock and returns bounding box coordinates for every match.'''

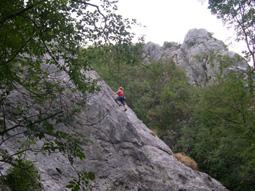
[1,69,228,191]
[142,42,163,63]
[72,71,228,191]
[143,28,248,86]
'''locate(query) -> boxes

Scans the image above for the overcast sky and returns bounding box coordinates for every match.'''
[117,0,246,56]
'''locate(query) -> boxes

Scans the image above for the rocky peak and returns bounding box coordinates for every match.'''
[182,29,226,51]
[143,28,248,85]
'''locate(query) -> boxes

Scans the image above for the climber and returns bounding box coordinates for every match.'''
[114,86,127,111]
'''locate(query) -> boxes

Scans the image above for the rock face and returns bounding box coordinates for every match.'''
[143,28,247,85]
[1,29,237,190]
[2,70,228,191]
[75,72,228,191]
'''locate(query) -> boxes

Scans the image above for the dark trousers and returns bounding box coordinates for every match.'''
[115,96,125,106]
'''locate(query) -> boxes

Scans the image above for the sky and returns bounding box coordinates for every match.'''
[117,0,247,56]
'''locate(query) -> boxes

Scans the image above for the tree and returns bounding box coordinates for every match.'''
[179,73,255,191]
[0,0,135,189]
[208,0,255,103]
[208,0,255,68]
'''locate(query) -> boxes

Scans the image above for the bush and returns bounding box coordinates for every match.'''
[174,152,198,170]
[3,159,41,191]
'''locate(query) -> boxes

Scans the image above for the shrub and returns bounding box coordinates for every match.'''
[174,152,198,170]
[3,159,41,191]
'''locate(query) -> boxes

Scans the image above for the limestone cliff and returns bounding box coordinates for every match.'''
[1,70,228,191]
[143,29,247,85]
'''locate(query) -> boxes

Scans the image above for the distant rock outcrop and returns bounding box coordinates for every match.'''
[2,69,228,191]
[143,28,248,85]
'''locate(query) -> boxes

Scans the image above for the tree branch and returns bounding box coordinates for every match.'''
[4,32,36,65]
[0,110,63,136]
[235,2,255,68]
[0,130,28,146]
[83,2,106,21]
[0,0,45,26]
[0,104,6,133]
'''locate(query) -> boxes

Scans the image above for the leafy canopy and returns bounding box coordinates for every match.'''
[208,0,255,67]
[0,0,135,92]
[0,0,135,189]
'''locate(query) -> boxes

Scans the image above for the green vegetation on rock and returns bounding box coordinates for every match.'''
[2,160,41,191]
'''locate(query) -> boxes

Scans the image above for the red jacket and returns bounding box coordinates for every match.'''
[117,89,124,97]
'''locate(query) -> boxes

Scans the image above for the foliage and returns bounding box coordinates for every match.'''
[179,73,255,191]
[208,0,255,101]
[66,171,95,191]
[0,0,135,95]
[0,0,135,190]
[2,159,41,191]
[206,7,255,188]
[208,0,255,68]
